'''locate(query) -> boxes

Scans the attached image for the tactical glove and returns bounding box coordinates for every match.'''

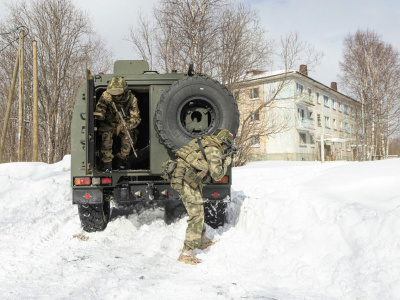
[93,112,105,120]
[223,156,232,168]
[127,122,135,130]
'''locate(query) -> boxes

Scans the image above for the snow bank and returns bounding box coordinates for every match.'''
[0,157,399,299]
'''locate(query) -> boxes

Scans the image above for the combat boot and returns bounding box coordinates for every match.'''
[178,249,201,265]
[198,235,215,250]
[115,157,128,170]
[102,161,112,172]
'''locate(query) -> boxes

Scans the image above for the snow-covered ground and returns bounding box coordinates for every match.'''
[1,156,400,299]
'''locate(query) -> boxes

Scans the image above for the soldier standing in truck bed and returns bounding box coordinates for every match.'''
[170,129,234,265]
[94,76,141,171]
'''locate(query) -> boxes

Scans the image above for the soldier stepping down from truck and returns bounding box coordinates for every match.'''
[93,76,141,172]
[171,128,235,265]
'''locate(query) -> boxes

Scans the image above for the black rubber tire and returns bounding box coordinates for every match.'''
[78,202,110,232]
[155,76,239,152]
[164,200,188,225]
[204,202,227,229]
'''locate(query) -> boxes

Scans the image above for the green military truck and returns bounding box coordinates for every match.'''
[71,60,239,232]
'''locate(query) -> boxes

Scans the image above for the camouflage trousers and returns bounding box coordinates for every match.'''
[178,181,206,250]
[100,129,137,163]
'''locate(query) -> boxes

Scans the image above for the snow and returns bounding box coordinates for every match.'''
[1,157,400,299]
[241,69,297,82]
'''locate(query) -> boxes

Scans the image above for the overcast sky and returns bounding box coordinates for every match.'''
[1,0,399,90]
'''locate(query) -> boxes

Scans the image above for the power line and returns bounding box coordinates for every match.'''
[0,25,29,53]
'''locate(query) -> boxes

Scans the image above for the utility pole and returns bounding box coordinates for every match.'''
[33,40,38,162]
[0,54,19,162]
[18,30,25,162]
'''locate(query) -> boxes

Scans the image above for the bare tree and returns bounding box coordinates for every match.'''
[213,3,273,90]
[154,0,225,74]
[127,11,156,70]
[0,0,113,163]
[339,29,400,160]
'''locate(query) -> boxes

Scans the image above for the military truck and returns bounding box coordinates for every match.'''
[71,60,239,232]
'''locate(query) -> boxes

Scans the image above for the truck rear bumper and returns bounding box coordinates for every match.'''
[72,183,230,205]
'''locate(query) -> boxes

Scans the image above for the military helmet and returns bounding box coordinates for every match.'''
[211,128,234,146]
[107,76,128,95]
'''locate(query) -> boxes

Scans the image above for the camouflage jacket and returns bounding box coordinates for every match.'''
[176,138,230,181]
[95,91,141,132]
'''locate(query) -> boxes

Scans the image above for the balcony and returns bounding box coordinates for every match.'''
[297,118,315,130]
[295,94,314,105]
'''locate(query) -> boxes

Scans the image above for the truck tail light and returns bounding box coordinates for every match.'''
[212,176,229,184]
[161,190,168,196]
[101,177,112,185]
[74,177,91,186]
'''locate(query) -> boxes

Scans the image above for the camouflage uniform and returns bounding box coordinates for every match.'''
[172,129,233,262]
[94,76,141,167]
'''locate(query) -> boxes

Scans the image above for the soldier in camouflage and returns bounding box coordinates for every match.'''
[94,76,141,171]
[171,128,234,265]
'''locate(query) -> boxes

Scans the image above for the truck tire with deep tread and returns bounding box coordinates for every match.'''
[78,202,110,232]
[155,76,239,152]
[204,202,227,229]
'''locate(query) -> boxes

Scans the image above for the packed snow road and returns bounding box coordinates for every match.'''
[1,156,399,299]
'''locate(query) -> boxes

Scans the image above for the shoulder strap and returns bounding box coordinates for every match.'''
[197,138,207,160]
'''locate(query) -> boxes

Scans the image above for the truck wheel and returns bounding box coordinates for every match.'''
[155,76,239,152]
[78,202,110,232]
[204,202,227,229]
[164,200,187,225]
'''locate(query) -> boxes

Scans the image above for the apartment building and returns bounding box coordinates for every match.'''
[235,65,362,161]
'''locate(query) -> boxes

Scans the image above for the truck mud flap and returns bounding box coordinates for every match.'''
[202,186,231,202]
[73,188,103,204]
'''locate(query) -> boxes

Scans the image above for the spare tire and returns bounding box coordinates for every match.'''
[155,76,239,152]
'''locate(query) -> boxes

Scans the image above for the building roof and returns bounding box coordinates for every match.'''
[240,69,360,105]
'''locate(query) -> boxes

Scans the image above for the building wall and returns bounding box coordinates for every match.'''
[237,71,362,162]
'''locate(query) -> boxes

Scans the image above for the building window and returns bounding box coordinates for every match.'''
[299,132,307,145]
[309,111,314,120]
[344,104,348,114]
[317,114,321,127]
[324,116,330,128]
[339,120,343,131]
[316,92,321,104]
[296,83,304,96]
[249,87,259,100]
[250,111,260,123]
[310,134,315,145]
[308,88,312,101]
[333,118,337,130]
[345,122,349,133]
[323,95,329,107]
[250,135,260,147]
[338,102,342,112]
[332,99,336,110]
[298,108,305,121]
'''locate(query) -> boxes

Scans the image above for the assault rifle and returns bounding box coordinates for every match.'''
[222,145,242,159]
[111,101,138,158]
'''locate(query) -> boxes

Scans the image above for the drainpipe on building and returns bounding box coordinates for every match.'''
[321,134,325,163]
